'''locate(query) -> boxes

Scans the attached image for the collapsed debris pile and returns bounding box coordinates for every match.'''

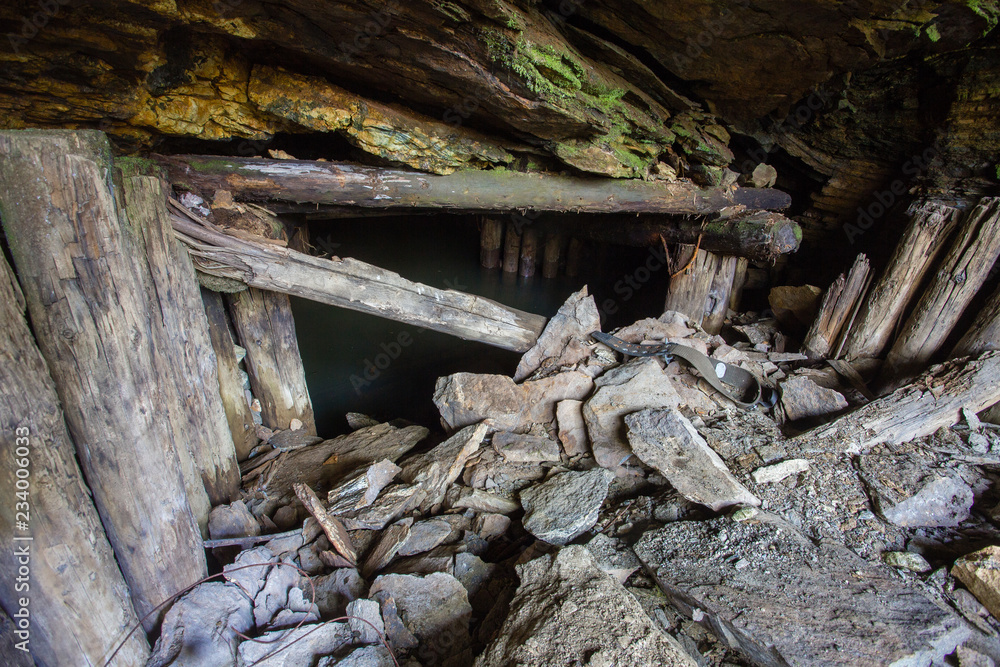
[151,287,1000,666]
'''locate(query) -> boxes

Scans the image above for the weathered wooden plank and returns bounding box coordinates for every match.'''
[226,287,316,434]
[0,255,150,667]
[665,245,732,331]
[953,283,1000,358]
[202,288,259,461]
[843,202,962,360]
[480,216,504,270]
[802,254,871,359]
[158,155,792,215]
[170,208,548,353]
[883,198,1000,385]
[702,255,739,335]
[795,351,1000,455]
[0,130,207,630]
[120,173,241,506]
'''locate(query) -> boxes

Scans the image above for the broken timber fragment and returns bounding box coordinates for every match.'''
[802,253,871,359]
[170,206,547,353]
[794,351,1000,454]
[953,282,1000,358]
[158,154,792,215]
[843,202,962,360]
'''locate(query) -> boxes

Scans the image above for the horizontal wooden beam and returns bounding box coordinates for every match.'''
[158,155,791,215]
[169,202,547,353]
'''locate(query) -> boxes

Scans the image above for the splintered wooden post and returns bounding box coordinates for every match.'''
[543,233,562,279]
[480,216,504,269]
[802,254,871,359]
[843,202,962,360]
[0,255,150,666]
[502,222,521,274]
[702,255,739,335]
[953,283,1000,358]
[520,227,539,279]
[883,198,1000,385]
[0,130,208,631]
[202,288,260,461]
[226,288,317,434]
[730,257,750,311]
[565,237,584,277]
[664,244,727,329]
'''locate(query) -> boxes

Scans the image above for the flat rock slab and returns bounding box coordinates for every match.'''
[780,375,848,422]
[953,545,1000,620]
[634,515,969,667]
[474,546,696,667]
[583,357,682,472]
[492,431,562,463]
[237,622,352,667]
[625,408,759,511]
[147,582,252,667]
[369,572,472,666]
[514,286,601,381]
[520,468,614,545]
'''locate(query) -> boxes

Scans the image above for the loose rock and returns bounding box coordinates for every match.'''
[520,468,614,545]
[953,545,1000,620]
[147,583,252,667]
[780,375,849,421]
[750,458,810,485]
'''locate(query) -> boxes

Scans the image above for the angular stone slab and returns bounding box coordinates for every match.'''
[474,546,696,667]
[515,286,601,381]
[634,515,970,667]
[520,468,614,545]
[625,408,759,511]
[583,358,681,473]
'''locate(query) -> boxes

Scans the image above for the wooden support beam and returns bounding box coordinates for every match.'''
[480,216,504,270]
[535,211,800,261]
[802,254,871,359]
[565,237,585,278]
[543,233,562,279]
[729,257,749,311]
[953,283,1000,358]
[202,288,260,461]
[665,245,731,330]
[796,351,1000,455]
[227,288,317,435]
[883,198,1000,385]
[158,155,792,215]
[520,227,539,279]
[702,255,739,335]
[0,255,150,666]
[0,130,208,631]
[170,205,548,353]
[502,223,521,274]
[843,202,962,360]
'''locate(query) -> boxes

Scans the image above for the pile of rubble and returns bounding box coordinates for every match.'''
[150,288,1000,666]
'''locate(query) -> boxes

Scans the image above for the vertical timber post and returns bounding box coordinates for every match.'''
[520,227,539,279]
[502,222,521,274]
[480,216,504,270]
[0,130,208,631]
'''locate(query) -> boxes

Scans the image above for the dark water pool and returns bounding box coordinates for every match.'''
[291,215,670,436]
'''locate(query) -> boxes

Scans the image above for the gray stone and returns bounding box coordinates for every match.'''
[520,468,614,545]
[780,375,848,421]
[237,622,351,667]
[750,458,810,485]
[147,583,252,667]
[398,519,454,557]
[492,431,561,463]
[625,408,759,511]
[318,645,396,667]
[633,515,970,667]
[454,552,496,599]
[433,373,524,432]
[268,428,323,450]
[224,546,275,600]
[346,598,385,644]
[520,371,594,432]
[473,513,511,541]
[583,533,641,583]
[515,286,601,382]
[556,399,589,457]
[309,568,367,618]
[335,484,427,531]
[253,558,318,628]
[583,358,682,473]
[399,423,488,508]
[882,551,932,573]
[881,475,974,528]
[452,488,519,514]
[463,448,546,494]
[370,573,472,666]
[474,546,696,667]
[208,500,260,540]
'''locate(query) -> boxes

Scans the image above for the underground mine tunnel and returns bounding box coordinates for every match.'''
[1,1,1000,665]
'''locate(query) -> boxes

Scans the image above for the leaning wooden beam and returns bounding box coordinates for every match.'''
[0,255,150,666]
[169,205,548,353]
[0,130,208,631]
[158,155,792,215]
[802,254,871,359]
[795,351,1000,455]
[882,197,1000,385]
[843,202,962,360]
[953,283,1000,358]
[227,288,317,434]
